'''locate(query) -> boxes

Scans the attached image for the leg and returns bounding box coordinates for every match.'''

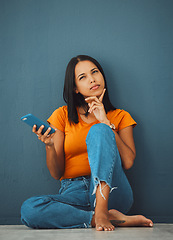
[21,177,93,229]
[86,123,126,231]
[93,182,115,231]
[86,123,153,230]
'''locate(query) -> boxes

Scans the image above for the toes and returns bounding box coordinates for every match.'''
[109,225,115,231]
[143,219,153,227]
[96,224,115,231]
[96,225,103,231]
[104,226,109,231]
[149,221,153,227]
[145,219,153,227]
[104,225,115,231]
[109,226,115,231]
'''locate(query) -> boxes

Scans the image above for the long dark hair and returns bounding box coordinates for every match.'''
[63,55,116,124]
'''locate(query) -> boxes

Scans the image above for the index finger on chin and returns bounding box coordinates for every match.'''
[85,96,97,102]
[99,88,106,102]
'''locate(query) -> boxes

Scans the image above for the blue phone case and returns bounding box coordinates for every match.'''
[21,114,55,135]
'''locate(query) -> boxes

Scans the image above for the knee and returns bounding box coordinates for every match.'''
[86,123,114,143]
[21,197,41,228]
[89,123,112,134]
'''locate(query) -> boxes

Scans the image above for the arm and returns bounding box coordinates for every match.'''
[101,120,136,170]
[32,124,65,180]
[113,126,136,170]
[102,120,136,170]
[45,124,65,180]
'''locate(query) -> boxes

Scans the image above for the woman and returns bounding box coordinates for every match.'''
[21,55,153,231]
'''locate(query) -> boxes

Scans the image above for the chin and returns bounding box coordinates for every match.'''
[97,89,104,97]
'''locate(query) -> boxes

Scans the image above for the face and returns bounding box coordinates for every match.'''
[74,60,105,98]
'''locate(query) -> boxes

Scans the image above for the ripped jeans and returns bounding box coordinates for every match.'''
[21,123,133,229]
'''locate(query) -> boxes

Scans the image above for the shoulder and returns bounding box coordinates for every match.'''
[47,106,68,131]
[107,108,129,118]
[49,105,68,119]
[53,105,68,114]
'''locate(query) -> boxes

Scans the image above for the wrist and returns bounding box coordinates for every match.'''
[45,143,54,149]
[101,119,110,126]
[101,119,116,130]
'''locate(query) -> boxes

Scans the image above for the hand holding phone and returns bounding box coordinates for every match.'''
[21,114,56,145]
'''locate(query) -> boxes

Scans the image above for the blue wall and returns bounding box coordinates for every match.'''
[0,0,173,224]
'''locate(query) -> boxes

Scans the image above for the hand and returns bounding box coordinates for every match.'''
[85,89,110,124]
[32,125,56,146]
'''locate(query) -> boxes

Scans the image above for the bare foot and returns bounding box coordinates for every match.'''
[108,209,154,227]
[93,210,115,231]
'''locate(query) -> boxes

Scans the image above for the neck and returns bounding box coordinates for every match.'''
[78,106,96,119]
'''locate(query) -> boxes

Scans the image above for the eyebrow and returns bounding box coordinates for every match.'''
[77,68,98,79]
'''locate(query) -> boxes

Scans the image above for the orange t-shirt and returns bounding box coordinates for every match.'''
[47,106,137,180]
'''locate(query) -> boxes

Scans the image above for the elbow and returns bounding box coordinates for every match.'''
[123,153,136,170]
[50,173,60,180]
[52,175,60,180]
[50,170,64,180]
[123,161,133,170]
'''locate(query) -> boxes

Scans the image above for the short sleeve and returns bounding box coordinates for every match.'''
[118,111,137,131]
[47,106,67,132]
[108,109,137,132]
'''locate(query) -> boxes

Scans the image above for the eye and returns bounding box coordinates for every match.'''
[92,70,98,74]
[79,75,85,80]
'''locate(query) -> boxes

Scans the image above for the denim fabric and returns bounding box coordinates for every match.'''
[21,123,133,229]
[86,124,133,213]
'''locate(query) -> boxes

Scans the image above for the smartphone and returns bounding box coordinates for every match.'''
[21,114,55,135]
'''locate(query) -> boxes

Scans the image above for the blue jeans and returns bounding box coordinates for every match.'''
[21,123,133,229]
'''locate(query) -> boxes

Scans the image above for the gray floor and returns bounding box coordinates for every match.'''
[0,224,173,240]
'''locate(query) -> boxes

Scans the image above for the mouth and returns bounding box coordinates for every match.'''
[90,84,100,90]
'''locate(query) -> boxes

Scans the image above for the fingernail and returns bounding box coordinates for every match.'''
[150,223,153,227]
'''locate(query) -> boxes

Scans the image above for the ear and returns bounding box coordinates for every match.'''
[74,88,79,94]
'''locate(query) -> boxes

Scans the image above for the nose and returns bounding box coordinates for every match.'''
[89,74,95,83]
